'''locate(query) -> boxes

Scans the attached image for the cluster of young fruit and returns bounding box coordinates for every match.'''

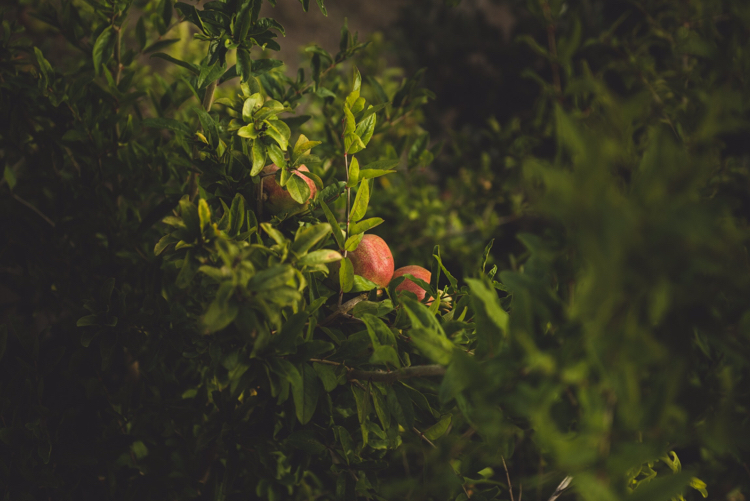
[262,163,432,301]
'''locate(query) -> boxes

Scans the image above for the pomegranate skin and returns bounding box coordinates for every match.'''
[392,265,432,302]
[348,234,395,288]
[262,164,317,213]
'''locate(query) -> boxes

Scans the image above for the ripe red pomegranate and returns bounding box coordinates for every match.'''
[391,265,432,302]
[348,234,394,288]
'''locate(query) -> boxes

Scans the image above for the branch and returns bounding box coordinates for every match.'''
[541,1,562,97]
[12,193,55,227]
[321,293,367,326]
[339,120,351,307]
[347,364,446,383]
[413,427,436,448]
[502,456,516,501]
[547,476,572,501]
[114,26,122,85]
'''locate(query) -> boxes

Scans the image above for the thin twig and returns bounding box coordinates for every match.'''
[308,358,344,367]
[12,194,55,227]
[348,364,446,383]
[114,26,122,85]
[257,176,264,221]
[321,293,368,326]
[412,427,436,448]
[547,476,572,501]
[339,118,351,307]
[502,456,515,501]
[541,1,562,97]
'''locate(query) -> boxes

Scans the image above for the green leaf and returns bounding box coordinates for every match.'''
[286,430,326,454]
[160,0,173,29]
[433,253,458,290]
[4,166,17,190]
[350,178,370,222]
[141,117,190,134]
[334,425,355,464]
[197,61,226,89]
[313,362,344,392]
[175,250,199,288]
[143,38,180,54]
[351,275,379,292]
[351,384,370,444]
[344,106,356,135]
[347,156,360,187]
[370,346,401,369]
[423,414,451,440]
[344,232,363,252]
[627,472,692,501]
[266,143,286,169]
[248,265,294,291]
[203,283,238,333]
[135,17,147,51]
[197,198,211,232]
[359,167,397,180]
[154,235,176,256]
[482,238,495,274]
[194,108,219,146]
[292,223,332,255]
[400,297,454,365]
[293,135,322,160]
[228,193,245,236]
[339,257,354,293]
[298,249,342,266]
[242,93,262,121]
[286,172,311,204]
[345,132,366,154]
[236,48,252,82]
[179,197,200,235]
[351,300,393,318]
[76,315,100,327]
[291,363,320,424]
[265,119,291,151]
[361,313,397,348]
[371,385,390,430]
[237,124,257,139]
[349,217,383,235]
[355,112,376,148]
[150,53,200,74]
[93,26,116,76]
[251,58,283,74]
[273,312,307,354]
[320,201,344,249]
[466,279,508,357]
[251,139,266,176]
[386,383,414,430]
[315,0,327,16]
[408,132,429,168]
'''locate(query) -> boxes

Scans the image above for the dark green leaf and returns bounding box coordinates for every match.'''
[291,362,320,424]
[320,200,345,249]
[93,26,116,75]
[143,38,181,54]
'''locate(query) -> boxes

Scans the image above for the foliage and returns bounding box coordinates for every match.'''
[0,0,749,501]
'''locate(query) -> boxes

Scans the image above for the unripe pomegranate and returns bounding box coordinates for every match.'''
[262,164,316,213]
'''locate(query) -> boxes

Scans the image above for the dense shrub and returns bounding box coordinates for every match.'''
[1,0,749,500]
